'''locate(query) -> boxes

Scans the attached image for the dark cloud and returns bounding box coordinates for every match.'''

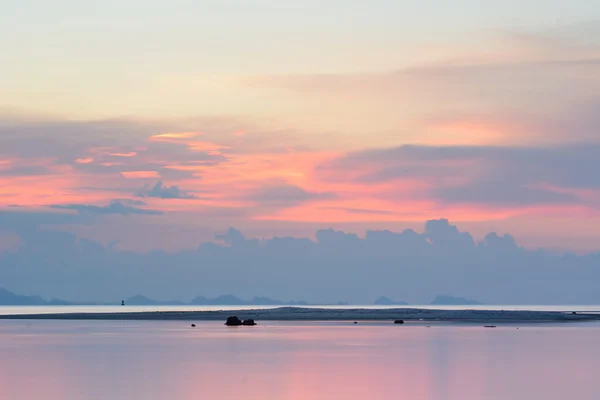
[435,180,579,206]
[48,200,162,216]
[323,144,600,206]
[216,227,259,248]
[0,116,229,180]
[76,186,140,194]
[136,181,196,199]
[112,199,147,206]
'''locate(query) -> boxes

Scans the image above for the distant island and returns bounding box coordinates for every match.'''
[0,287,47,306]
[0,286,345,306]
[128,294,351,306]
[0,286,86,306]
[0,286,483,307]
[373,296,410,306]
[125,295,187,306]
[127,294,311,306]
[430,295,484,305]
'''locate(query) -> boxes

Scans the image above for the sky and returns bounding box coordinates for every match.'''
[1,0,600,266]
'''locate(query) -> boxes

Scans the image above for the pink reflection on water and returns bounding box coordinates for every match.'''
[0,321,599,400]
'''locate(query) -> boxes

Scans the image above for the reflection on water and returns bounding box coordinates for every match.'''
[0,320,598,400]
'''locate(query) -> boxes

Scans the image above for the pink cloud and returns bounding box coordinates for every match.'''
[121,171,160,179]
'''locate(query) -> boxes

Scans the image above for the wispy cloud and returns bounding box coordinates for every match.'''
[247,23,600,145]
[248,183,336,209]
[48,200,162,216]
[322,207,396,216]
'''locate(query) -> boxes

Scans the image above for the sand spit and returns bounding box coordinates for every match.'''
[0,307,599,322]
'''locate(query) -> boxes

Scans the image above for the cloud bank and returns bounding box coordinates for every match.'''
[2,219,600,305]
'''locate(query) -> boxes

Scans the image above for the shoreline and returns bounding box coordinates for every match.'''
[1,307,599,322]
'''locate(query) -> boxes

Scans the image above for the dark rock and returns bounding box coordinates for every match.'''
[225,316,243,326]
[191,324,196,327]
[354,321,358,324]
[394,320,405,324]
[242,319,257,326]
[484,325,496,328]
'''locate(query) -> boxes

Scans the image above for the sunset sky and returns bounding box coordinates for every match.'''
[2,1,600,252]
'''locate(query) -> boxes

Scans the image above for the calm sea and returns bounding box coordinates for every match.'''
[0,319,599,399]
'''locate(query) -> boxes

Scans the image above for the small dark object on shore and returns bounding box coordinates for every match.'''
[121,300,125,306]
[191,324,196,327]
[242,319,257,326]
[572,312,577,315]
[225,316,243,326]
[394,320,405,324]
[484,325,496,328]
[354,321,358,324]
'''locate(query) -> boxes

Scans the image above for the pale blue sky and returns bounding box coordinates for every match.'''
[2,1,598,74]
[2,0,598,118]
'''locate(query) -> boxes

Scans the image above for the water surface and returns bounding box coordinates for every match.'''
[1,320,598,399]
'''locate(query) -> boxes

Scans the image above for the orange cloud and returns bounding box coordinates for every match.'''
[150,132,202,141]
[424,120,510,146]
[109,152,137,157]
[149,131,229,156]
[0,170,100,207]
[186,141,230,155]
